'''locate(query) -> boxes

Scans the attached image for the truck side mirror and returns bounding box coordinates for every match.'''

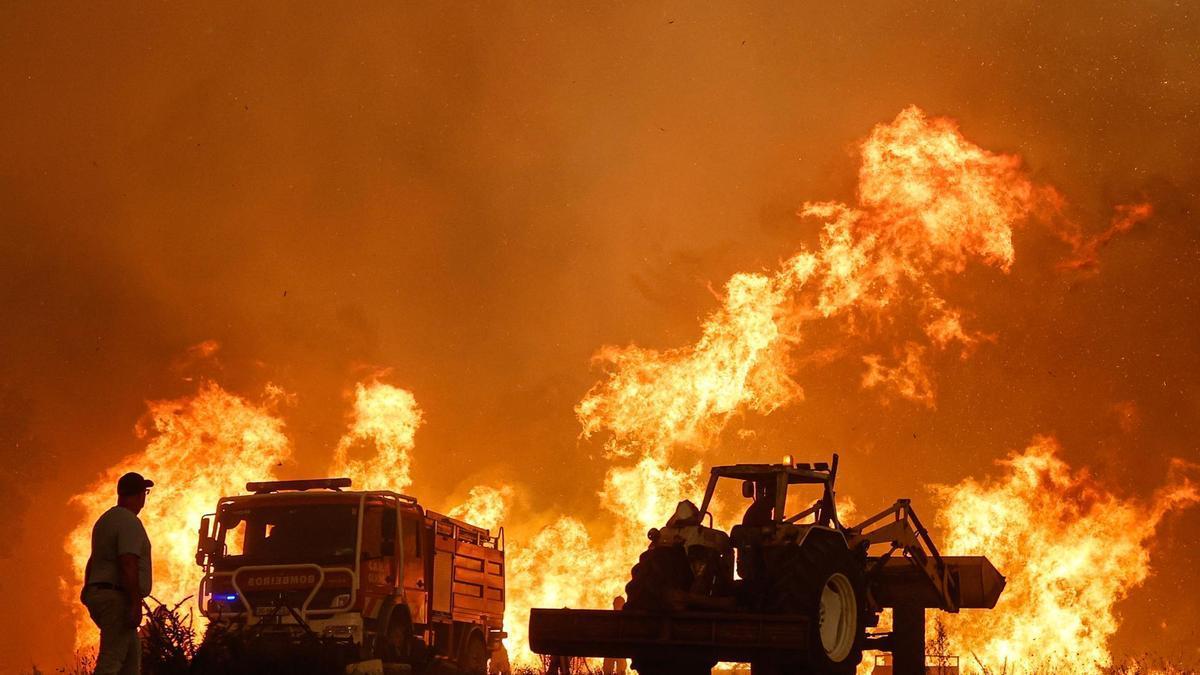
[196,514,216,566]
[741,480,755,499]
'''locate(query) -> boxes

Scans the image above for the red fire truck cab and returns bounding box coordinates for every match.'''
[195,478,506,673]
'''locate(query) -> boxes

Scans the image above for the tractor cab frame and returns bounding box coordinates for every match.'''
[698,456,843,528]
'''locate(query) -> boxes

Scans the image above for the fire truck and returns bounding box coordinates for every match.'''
[194,478,506,673]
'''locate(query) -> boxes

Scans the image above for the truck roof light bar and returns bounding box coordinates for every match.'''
[246,477,353,494]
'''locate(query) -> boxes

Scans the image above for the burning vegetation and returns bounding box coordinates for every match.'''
[934,437,1199,669]
[59,107,1194,673]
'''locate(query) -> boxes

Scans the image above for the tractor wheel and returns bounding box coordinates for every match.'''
[762,533,866,674]
[623,546,691,611]
[458,632,488,675]
[624,546,716,675]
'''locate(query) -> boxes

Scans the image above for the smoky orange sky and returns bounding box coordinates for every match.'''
[2,2,1198,670]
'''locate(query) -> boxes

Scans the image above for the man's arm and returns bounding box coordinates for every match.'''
[118,553,142,628]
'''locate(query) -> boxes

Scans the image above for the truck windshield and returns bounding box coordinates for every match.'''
[214,503,359,569]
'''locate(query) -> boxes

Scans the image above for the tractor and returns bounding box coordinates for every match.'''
[529,456,1005,675]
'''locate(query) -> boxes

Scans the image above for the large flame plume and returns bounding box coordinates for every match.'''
[63,380,293,650]
[329,379,423,491]
[503,107,1163,667]
[934,436,1199,670]
[505,518,607,665]
[498,106,1071,664]
[577,105,1058,445]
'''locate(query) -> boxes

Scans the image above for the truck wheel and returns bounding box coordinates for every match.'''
[763,534,866,674]
[624,546,691,611]
[377,607,413,662]
[459,632,487,675]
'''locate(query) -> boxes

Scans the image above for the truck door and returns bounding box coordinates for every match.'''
[361,503,395,596]
[400,510,428,624]
[381,506,400,587]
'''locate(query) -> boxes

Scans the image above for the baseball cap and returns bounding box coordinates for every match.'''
[117,472,155,496]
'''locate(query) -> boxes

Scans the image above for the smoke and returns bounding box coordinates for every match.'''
[2,2,1198,668]
[0,388,49,559]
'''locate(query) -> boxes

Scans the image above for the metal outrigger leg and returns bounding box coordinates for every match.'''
[892,604,925,675]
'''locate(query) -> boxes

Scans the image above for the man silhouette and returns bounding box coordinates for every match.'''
[80,472,154,675]
[601,596,628,675]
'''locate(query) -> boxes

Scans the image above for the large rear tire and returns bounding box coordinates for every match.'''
[624,545,691,611]
[624,546,716,675]
[761,532,866,675]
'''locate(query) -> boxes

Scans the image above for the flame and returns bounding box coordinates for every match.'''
[512,107,1165,668]
[329,380,423,491]
[61,107,1167,671]
[62,380,292,650]
[504,518,613,666]
[861,342,936,407]
[577,106,1053,455]
[1056,202,1154,272]
[934,436,1199,669]
[922,295,993,357]
[501,106,1073,666]
[576,271,800,461]
[448,484,514,532]
[497,456,712,665]
[851,106,1046,274]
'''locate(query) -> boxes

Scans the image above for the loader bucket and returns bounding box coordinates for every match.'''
[870,555,1005,610]
[945,556,1006,609]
